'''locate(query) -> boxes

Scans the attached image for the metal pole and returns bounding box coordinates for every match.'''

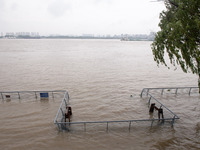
[60,108,64,117]
[189,88,192,95]
[64,98,67,107]
[175,88,178,95]
[171,116,175,127]
[148,97,152,105]
[52,92,54,99]
[129,121,131,131]
[18,92,20,99]
[161,89,164,95]
[1,93,4,100]
[35,92,37,99]
[140,89,144,97]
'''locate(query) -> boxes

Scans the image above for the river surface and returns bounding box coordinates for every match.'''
[0,39,199,150]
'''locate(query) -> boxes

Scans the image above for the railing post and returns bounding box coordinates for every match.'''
[64,98,67,107]
[175,88,178,95]
[171,116,175,127]
[18,92,20,99]
[161,89,164,95]
[35,92,37,99]
[55,121,60,130]
[140,89,144,97]
[148,97,152,105]
[1,93,4,100]
[129,121,131,131]
[107,122,109,132]
[66,92,70,102]
[189,88,192,95]
[52,92,54,99]
[60,108,64,117]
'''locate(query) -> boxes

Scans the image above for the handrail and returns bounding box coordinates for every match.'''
[140,87,199,97]
[55,118,176,125]
[142,90,179,119]
[142,87,198,90]
[54,90,69,123]
[54,98,66,123]
[0,90,66,100]
[55,117,177,131]
[54,88,183,131]
[0,90,66,93]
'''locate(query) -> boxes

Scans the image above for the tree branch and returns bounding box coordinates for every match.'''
[168,0,179,8]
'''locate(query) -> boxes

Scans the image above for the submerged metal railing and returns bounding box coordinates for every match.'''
[5,87,197,131]
[140,87,199,97]
[54,118,176,132]
[141,89,179,120]
[54,87,196,131]
[0,90,66,100]
[54,90,70,130]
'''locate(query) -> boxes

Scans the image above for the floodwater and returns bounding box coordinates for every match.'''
[0,39,199,150]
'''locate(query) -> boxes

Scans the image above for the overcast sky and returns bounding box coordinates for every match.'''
[0,0,165,35]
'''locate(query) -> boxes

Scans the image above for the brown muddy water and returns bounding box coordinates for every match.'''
[0,39,199,150]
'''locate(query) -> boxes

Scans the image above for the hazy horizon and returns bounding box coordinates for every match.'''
[0,0,165,35]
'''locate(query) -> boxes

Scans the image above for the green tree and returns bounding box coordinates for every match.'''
[152,0,200,91]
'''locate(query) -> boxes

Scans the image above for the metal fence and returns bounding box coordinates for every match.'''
[54,91,70,130]
[141,89,179,120]
[140,87,199,97]
[54,87,196,131]
[0,90,66,101]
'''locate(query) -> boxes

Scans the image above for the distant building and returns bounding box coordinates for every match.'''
[121,32,155,41]
[16,32,40,39]
[121,34,130,41]
[5,32,15,38]
[82,34,94,37]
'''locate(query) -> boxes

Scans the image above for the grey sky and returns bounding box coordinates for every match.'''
[0,0,165,35]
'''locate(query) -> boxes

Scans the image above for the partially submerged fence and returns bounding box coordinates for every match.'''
[0,90,66,101]
[140,87,199,97]
[141,89,179,121]
[3,87,196,131]
[54,87,198,131]
[54,91,70,130]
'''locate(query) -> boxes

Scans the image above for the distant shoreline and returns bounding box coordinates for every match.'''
[0,32,155,41]
[0,36,154,41]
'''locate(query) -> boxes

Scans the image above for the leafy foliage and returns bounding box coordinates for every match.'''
[152,0,200,76]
